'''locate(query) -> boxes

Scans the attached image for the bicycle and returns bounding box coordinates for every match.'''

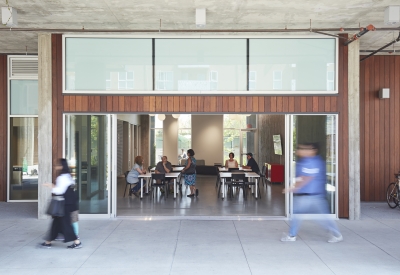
[386,172,400,208]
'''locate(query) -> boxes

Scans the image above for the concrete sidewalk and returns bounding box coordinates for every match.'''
[0,202,399,275]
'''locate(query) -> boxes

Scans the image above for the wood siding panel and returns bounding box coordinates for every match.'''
[359,54,400,202]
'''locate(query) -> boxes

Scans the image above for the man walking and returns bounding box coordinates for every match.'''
[281,142,343,243]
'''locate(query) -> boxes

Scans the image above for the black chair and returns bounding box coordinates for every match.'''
[226,173,247,199]
[123,171,132,197]
[215,166,221,187]
[260,165,267,188]
[176,172,183,198]
[245,173,262,199]
[151,173,168,199]
[218,171,243,198]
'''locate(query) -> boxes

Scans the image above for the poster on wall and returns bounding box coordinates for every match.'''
[273,135,282,155]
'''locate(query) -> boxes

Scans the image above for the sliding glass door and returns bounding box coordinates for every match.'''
[288,114,338,218]
[64,114,115,217]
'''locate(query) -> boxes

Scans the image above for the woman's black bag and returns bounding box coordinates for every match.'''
[46,196,65,217]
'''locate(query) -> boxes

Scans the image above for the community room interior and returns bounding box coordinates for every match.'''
[115,113,287,217]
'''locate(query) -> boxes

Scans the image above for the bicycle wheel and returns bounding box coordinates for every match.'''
[386,182,399,208]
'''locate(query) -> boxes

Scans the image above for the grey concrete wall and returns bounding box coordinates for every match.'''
[163,115,179,165]
[37,33,52,219]
[258,115,285,166]
[140,115,150,168]
[348,39,360,220]
[192,115,223,165]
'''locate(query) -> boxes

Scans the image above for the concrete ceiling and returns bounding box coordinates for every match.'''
[1,0,400,54]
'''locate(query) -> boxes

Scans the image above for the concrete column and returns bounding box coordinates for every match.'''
[348,39,360,220]
[140,115,150,168]
[38,33,52,219]
[163,115,179,165]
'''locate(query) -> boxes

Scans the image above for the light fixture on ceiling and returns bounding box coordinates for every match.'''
[384,6,400,25]
[1,6,18,27]
[196,8,206,28]
[157,114,166,121]
[172,114,180,119]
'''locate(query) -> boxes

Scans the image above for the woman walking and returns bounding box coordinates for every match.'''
[182,149,197,197]
[42,159,82,249]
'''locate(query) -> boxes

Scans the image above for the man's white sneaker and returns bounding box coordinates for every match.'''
[328,234,343,243]
[281,234,296,242]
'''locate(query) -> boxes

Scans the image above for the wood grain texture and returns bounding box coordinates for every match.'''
[358,54,400,202]
[0,55,7,201]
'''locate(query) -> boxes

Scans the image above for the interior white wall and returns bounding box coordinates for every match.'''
[117,114,140,125]
[192,115,223,165]
[163,115,179,165]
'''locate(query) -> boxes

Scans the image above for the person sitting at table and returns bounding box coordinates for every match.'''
[225,152,239,168]
[127,156,147,197]
[242,152,260,173]
[155,156,173,193]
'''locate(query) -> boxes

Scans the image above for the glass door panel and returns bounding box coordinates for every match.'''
[289,115,337,217]
[65,115,111,215]
[240,130,255,166]
[9,117,38,200]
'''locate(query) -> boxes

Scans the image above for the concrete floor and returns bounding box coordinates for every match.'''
[0,202,399,274]
[117,175,286,217]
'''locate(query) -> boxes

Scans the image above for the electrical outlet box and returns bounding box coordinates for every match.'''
[379,88,390,99]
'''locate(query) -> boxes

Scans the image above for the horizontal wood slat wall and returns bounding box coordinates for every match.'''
[53,34,350,217]
[0,55,7,201]
[63,95,341,113]
[360,55,400,202]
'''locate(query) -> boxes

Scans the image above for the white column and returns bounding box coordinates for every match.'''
[37,33,52,219]
[348,39,360,220]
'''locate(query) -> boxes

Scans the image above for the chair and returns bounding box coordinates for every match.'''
[123,171,132,198]
[218,171,243,198]
[260,165,267,187]
[245,173,262,199]
[226,173,247,199]
[215,166,221,187]
[150,173,168,199]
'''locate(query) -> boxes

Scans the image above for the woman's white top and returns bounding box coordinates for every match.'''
[225,159,238,168]
[52,173,74,195]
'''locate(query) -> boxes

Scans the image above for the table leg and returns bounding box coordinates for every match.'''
[255,178,258,199]
[146,177,149,194]
[222,178,225,199]
[140,178,143,199]
[174,178,176,199]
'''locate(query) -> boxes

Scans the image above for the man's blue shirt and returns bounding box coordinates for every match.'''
[295,155,326,195]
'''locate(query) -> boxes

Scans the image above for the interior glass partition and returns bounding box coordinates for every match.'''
[65,115,111,215]
[289,115,337,217]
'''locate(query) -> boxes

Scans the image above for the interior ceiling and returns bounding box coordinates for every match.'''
[1,0,400,54]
